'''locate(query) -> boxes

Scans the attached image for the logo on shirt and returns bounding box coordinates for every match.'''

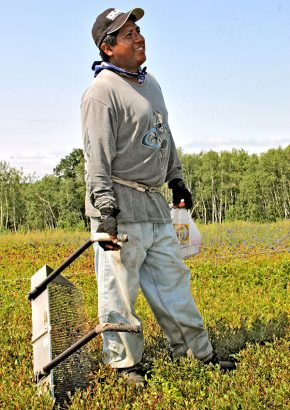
[142,109,169,148]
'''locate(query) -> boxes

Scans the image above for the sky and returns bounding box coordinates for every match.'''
[0,0,289,178]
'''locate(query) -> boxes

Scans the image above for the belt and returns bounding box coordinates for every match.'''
[111,176,160,193]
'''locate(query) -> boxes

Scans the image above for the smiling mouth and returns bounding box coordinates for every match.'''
[135,46,145,52]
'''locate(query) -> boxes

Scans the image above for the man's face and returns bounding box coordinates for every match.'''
[104,20,146,72]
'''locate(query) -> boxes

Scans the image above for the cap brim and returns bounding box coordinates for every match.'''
[107,8,144,35]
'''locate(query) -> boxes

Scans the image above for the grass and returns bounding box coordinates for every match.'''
[0,221,289,409]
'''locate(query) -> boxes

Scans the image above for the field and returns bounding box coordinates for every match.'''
[0,221,289,409]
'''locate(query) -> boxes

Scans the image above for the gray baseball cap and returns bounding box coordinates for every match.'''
[92,7,144,48]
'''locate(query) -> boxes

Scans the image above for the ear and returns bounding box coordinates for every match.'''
[100,43,114,57]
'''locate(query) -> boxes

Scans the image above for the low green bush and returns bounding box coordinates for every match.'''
[0,222,289,409]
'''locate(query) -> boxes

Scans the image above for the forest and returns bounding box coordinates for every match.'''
[0,145,289,231]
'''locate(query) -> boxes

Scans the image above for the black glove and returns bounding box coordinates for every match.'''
[96,207,120,251]
[168,178,193,209]
[97,215,118,236]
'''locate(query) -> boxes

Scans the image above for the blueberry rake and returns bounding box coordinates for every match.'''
[29,233,140,407]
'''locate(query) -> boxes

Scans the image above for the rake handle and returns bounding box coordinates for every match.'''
[28,233,128,301]
[39,323,140,377]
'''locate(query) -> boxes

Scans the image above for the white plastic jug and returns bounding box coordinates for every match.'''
[170,202,201,258]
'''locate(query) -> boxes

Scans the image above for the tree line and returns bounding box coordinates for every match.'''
[0,146,289,231]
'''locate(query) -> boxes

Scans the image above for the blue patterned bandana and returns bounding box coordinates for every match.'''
[92,61,147,84]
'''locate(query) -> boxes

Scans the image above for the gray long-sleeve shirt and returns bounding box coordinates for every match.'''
[81,69,182,223]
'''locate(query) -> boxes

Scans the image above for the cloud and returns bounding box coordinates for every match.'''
[2,150,71,178]
[182,135,289,154]
[8,151,66,161]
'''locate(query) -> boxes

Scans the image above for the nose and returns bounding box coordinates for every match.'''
[133,31,144,43]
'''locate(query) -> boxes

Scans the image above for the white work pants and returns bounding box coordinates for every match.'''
[91,219,213,368]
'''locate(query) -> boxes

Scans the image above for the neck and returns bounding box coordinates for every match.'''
[109,59,139,73]
[109,63,139,74]
[92,61,147,84]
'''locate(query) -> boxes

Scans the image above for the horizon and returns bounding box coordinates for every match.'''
[2,144,289,180]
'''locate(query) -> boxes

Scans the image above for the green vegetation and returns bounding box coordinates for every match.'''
[1,145,289,231]
[0,221,289,409]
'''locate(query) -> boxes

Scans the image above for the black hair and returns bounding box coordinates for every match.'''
[99,33,117,62]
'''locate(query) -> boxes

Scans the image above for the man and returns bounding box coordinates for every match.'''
[81,7,235,384]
